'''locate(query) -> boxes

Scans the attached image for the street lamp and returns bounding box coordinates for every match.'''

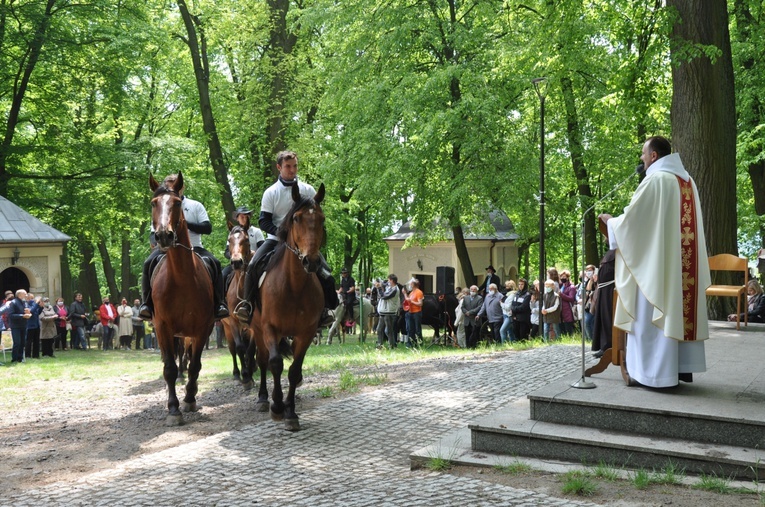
[531,77,547,301]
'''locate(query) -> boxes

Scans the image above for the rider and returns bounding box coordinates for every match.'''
[222,206,265,292]
[138,174,229,321]
[237,150,337,325]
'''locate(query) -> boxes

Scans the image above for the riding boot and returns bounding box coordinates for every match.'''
[212,268,229,320]
[138,254,157,320]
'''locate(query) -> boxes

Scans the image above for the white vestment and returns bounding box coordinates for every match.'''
[607,153,711,388]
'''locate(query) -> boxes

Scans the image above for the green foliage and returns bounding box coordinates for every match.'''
[494,461,534,475]
[632,468,651,489]
[0,0,759,301]
[590,461,620,481]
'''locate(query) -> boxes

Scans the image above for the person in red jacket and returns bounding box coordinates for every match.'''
[99,296,118,350]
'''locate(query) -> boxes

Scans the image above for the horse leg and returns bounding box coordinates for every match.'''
[182,338,204,413]
[265,332,286,420]
[239,330,255,390]
[228,327,241,382]
[255,342,269,412]
[283,337,311,431]
[159,339,183,426]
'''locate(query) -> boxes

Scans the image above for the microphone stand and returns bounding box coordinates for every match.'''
[571,164,643,389]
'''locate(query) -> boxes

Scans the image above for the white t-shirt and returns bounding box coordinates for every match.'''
[150,196,210,248]
[248,226,265,251]
[260,180,316,240]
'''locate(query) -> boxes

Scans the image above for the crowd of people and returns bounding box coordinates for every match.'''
[1,291,159,364]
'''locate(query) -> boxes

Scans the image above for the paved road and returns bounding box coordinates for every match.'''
[7,345,603,506]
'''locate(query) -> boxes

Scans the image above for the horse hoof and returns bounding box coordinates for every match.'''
[165,414,183,426]
[242,379,254,390]
[270,409,284,421]
[255,400,269,413]
[232,373,241,381]
[182,401,197,413]
[284,418,300,431]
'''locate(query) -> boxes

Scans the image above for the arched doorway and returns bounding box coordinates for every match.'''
[1,267,30,295]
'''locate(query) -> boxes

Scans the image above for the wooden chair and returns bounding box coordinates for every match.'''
[706,254,748,330]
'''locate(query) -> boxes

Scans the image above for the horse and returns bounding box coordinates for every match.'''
[248,182,326,431]
[149,171,216,425]
[220,223,256,386]
[325,297,373,344]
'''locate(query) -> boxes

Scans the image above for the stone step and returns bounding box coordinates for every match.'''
[526,368,765,449]
[468,399,765,481]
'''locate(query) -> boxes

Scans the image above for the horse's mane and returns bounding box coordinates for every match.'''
[229,224,247,236]
[266,194,319,271]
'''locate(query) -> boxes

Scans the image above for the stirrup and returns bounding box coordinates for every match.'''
[235,301,252,324]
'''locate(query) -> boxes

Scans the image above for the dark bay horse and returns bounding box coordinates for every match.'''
[149,171,215,425]
[249,183,326,431]
[221,223,255,386]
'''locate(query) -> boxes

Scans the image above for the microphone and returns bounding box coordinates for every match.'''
[635,162,645,175]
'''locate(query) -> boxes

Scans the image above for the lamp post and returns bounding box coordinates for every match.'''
[532,77,547,300]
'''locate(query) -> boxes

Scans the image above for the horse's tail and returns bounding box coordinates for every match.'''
[279,336,293,359]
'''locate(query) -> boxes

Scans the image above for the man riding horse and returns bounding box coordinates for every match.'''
[139,174,229,321]
[237,150,337,325]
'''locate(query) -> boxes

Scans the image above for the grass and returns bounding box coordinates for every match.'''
[589,461,620,481]
[494,460,533,475]
[561,470,598,496]
[0,329,575,409]
[426,456,452,471]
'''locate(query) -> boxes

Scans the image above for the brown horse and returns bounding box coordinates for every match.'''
[149,171,215,425]
[221,223,255,386]
[249,182,326,431]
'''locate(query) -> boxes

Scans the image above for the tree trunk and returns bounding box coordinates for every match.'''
[560,76,597,266]
[452,225,476,288]
[669,0,737,318]
[265,0,298,180]
[176,0,235,219]
[97,240,119,301]
[79,243,102,312]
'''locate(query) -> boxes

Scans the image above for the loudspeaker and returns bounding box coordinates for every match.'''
[436,266,455,295]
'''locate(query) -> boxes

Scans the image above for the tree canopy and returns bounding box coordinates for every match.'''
[0,0,759,306]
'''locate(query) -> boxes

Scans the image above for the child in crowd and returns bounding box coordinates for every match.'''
[541,279,561,342]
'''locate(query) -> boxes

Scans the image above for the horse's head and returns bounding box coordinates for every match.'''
[280,183,326,274]
[227,223,252,270]
[150,171,186,253]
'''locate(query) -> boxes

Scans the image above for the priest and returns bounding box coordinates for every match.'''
[600,136,711,388]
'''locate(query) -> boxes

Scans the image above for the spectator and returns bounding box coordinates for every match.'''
[462,285,483,349]
[481,266,501,296]
[558,270,578,337]
[541,279,561,342]
[9,289,31,363]
[580,265,597,341]
[510,278,532,340]
[477,283,503,345]
[454,287,469,348]
[376,274,400,349]
[131,299,144,350]
[116,297,134,349]
[404,278,424,347]
[39,297,57,358]
[499,281,517,343]
[54,297,68,351]
[728,280,765,324]
[24,293,42,359]
[529,289,541,338]
[68,293,88,350]
[99,296,118,350]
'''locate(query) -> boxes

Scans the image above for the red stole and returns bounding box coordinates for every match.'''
[678,176,699,341]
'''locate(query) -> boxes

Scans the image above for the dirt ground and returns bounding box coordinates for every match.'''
[0,351,761,507]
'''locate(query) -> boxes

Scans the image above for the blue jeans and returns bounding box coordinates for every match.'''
[499,315,515,343]
[71,326,86,349]
[543,322,561,342]
[407,311,422,345]
[11,327,27,362]
[584,311,594,341]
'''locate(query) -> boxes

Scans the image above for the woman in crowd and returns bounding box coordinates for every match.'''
[54,297,68,351]
[728,280,765,324]
[454,287,469,348]
[116,297,134,349]
[499,280,516,343]
[541,279,561,342]
[529,289,540,338]
[39,297,58,358]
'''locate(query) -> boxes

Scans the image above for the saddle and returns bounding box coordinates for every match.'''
[251,249,276,311]
[150,252,216,288]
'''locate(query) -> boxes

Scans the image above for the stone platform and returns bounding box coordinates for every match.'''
[413,321,765,482]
